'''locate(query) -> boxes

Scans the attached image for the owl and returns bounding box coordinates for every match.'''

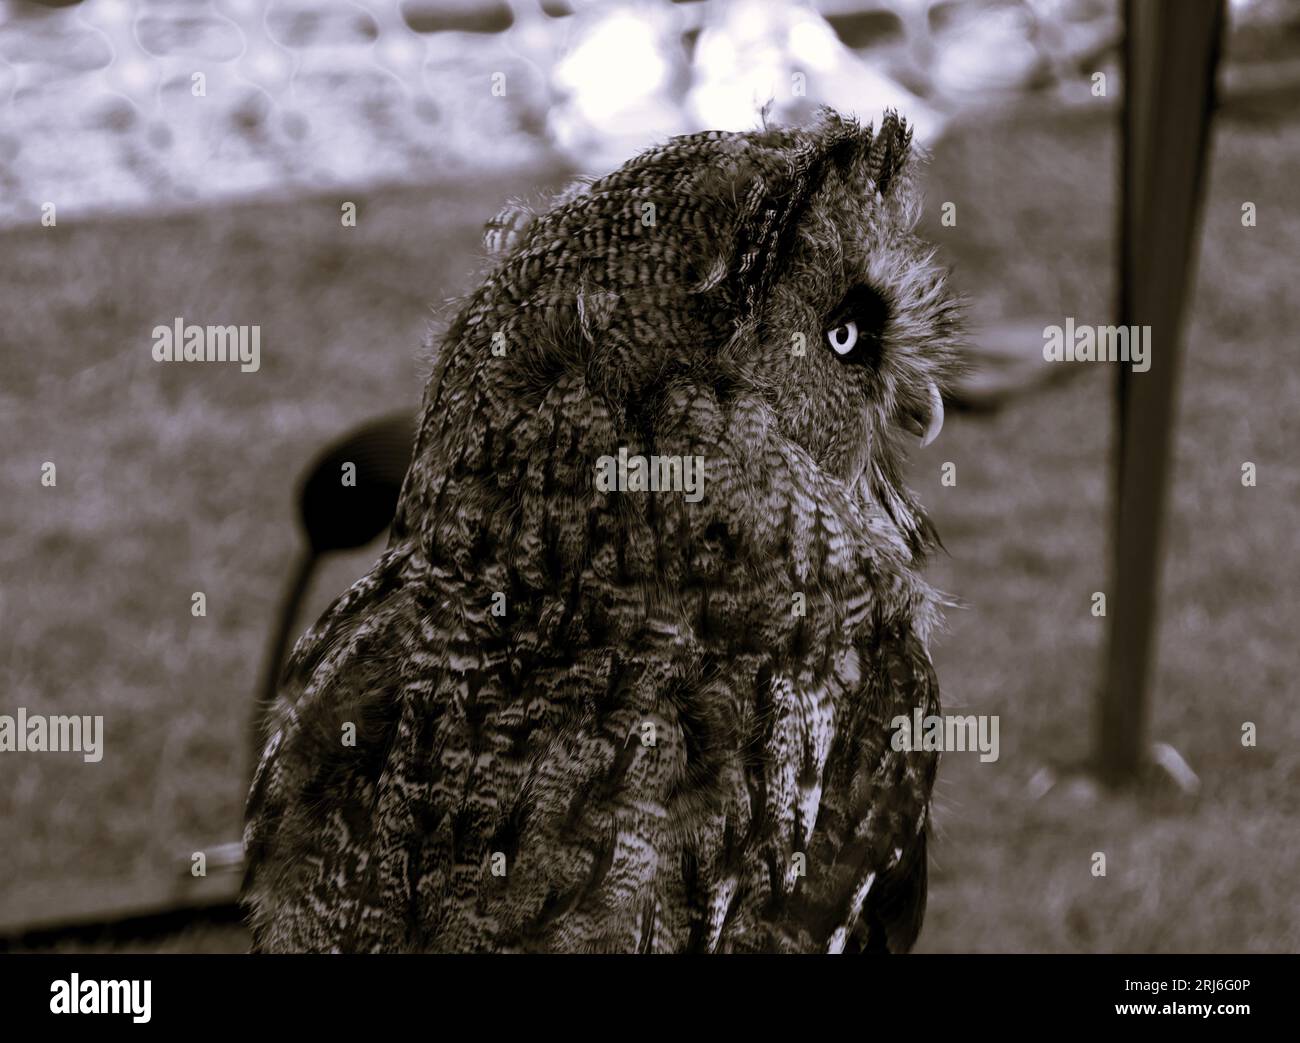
[243,109,962,953]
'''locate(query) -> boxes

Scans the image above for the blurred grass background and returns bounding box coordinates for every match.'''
[1,97,1297,952]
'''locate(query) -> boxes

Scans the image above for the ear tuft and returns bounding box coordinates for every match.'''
[865,110,913,197]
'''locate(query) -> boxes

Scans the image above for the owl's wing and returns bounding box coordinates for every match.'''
[855,832,929,954]
[241,546,428,953]
[830,622,940,955]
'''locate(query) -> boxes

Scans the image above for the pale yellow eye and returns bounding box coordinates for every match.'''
[826,321,858,355]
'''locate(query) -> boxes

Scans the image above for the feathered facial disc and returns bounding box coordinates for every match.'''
[715,110,964,550]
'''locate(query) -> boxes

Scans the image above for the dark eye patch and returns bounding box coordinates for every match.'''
[823,284,891,366]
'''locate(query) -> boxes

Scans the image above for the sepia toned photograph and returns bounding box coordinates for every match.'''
[0,0,1295,989]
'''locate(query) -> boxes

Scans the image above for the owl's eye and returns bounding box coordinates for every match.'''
[826,322,858,355]
[822,284,890,367]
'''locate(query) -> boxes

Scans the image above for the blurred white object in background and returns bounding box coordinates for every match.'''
[547,0,695,174]
[930,1,1049,97]
[546,0,946,175]
[687,0,944,144]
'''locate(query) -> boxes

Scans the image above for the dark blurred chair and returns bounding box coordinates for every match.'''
[249,412,416,774]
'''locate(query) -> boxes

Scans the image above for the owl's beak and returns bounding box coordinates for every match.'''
[901,380,944,447]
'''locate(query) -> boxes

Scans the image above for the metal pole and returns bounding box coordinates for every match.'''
[1097,0,1224,785]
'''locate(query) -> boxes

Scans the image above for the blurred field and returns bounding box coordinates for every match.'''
[2,101,1297,953]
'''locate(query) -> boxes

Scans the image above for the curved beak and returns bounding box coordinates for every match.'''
[901,380,945,447]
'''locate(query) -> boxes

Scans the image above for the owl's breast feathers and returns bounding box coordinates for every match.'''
[244,367,942,953]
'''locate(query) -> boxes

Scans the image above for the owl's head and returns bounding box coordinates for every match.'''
[424,110,961,564]
[694,110,963,555]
